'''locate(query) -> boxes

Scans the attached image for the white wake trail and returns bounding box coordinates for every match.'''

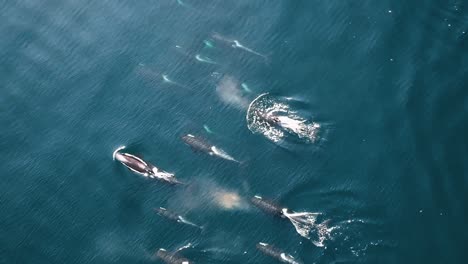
[211,146,240,163]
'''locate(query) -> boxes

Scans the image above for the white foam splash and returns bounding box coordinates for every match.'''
[151,171,175,180]
[246,93,320,143]
[283,210,333,247]
[275,115,320,141]
[280,253,302,264]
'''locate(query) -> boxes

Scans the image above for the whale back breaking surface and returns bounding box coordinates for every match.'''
[115,152,150,174]
[257,243,302,264]
[182,134,213,153]
[251,196,284,217]
[156,249,191,264]
[256,242,282,259]
[155,207,180,222]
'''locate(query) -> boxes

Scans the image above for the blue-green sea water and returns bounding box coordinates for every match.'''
[1,0,467,263]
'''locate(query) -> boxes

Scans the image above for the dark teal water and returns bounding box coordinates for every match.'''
[1,0,467,263]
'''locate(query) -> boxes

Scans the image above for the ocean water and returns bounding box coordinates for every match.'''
[1,0,467,263]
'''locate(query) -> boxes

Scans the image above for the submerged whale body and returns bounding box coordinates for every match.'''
[155,207,180,222]
[256,242,302,264]
[155,207,202,229]
[251,195,289,217]
[113,146,182,185]
[156,248,192,264]
[181,134,240,163]
[181,134,212,154]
